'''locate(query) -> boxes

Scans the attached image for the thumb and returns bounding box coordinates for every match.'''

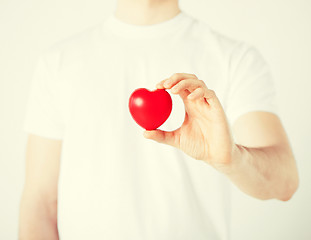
[143,129,178,148]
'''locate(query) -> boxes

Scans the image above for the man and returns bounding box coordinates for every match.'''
[19,0,299,239]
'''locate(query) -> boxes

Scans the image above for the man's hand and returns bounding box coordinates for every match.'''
[144,72,299,201]
[143,73,235,170]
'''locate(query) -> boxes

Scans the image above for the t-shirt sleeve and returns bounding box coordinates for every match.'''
[23,52,65,139]
[225,44,278,126]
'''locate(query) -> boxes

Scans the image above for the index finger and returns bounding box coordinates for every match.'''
[156,73,198,89]
[164,73,198,89]
[156,78,169,89]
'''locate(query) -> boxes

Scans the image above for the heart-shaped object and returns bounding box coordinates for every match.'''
[129,88,172,130]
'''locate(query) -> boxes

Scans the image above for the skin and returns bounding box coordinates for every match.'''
[115,0,180,25]
[144,73,299,200]
[19,0,299,239]
[19,135,61,239]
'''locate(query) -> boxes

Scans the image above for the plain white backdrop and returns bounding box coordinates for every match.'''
[1,0,311,239]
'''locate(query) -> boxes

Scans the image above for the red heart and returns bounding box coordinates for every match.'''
[129,88,172,130]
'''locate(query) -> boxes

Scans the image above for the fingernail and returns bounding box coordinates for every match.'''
[171,86,178,93]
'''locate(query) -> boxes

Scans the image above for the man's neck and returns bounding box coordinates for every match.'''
[115,0,181,25]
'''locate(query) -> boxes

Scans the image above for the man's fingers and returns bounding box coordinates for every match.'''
[143,129,179,148]
[156,79,169,89]
[170,79,219,107]
[155,73,220,107]
[187,87,205,100]
[170,79,204,94]
[203,89,219,106]
[163,73,198,89]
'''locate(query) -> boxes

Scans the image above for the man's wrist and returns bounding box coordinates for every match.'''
[211,143,244,176]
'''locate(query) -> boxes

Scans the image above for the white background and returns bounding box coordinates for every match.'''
[1,0,311,239]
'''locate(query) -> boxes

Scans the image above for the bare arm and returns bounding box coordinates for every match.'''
[144,73,299,201]
[225,112,299,201]
[19,134,62,240]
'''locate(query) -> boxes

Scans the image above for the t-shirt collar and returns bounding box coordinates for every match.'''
[102,11,191,39]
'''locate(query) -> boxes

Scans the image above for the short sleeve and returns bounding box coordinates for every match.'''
[225,45,278,126]
[23,53,65,139]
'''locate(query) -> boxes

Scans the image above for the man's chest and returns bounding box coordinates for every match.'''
[58,43,227,131]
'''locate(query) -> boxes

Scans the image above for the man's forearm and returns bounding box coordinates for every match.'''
[216,144,299,201]
[19,191,59,240]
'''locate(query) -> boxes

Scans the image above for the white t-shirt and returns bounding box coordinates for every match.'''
[23,11,277,240]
